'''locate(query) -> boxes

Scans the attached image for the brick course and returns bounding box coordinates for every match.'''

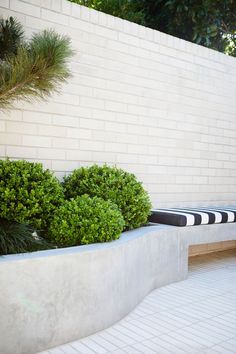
[0,0,236,207]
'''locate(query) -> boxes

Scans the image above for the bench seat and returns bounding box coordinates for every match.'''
[149,206,236,227]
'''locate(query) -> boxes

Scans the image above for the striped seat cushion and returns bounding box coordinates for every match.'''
[149,207,236,227]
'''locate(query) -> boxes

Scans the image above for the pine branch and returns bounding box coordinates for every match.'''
[0,17,24,60]
[0,28,74,109]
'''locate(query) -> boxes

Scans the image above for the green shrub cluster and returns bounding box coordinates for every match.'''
[63,165,151,230]
[0,159,63,229]
[48,195,125,247]
[0,159,151,254]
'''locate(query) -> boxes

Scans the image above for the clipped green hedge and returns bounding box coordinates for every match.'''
[48,195,125,247]
[63,165,151,230]
[0,159,63,229]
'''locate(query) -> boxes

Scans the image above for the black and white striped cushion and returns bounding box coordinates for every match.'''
[149,207,236,227]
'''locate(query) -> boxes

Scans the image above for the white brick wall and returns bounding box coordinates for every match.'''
[1,0,236,207]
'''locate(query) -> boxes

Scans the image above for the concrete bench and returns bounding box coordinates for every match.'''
[150,206,236,226]
[0,213,235,354]
[150,206,236,256]
[148,205,236,266]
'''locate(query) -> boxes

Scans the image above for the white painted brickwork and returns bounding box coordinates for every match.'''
[0,0,236,206]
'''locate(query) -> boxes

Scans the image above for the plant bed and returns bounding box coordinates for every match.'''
[1,222,236,354]
[0,224,185,354]
[0,160,151,255]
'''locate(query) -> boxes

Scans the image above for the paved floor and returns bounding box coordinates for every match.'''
[40,249,236,354]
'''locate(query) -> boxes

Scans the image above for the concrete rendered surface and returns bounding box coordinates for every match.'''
[0,223,235,354]
[41,249,236,354]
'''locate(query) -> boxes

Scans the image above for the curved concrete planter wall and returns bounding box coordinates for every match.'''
[0,223,235,354]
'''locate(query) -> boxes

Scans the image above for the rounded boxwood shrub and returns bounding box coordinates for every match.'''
[48,195,125,247]
[63,165,151,230]
[0,159,63,229]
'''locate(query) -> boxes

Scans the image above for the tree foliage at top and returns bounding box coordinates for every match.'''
[70,0,236,56]
[0,17,74,109]
[72,0,146,24]
[141,0,236,56]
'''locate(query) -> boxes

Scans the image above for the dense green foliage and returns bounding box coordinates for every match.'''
[71,0,145,24]
[0,219,52,255]
[0,160,151,254]
[0,159,63,229]
[70,0,236,56]
[0,17,24,60]
[141,0,236,56]
[63,165,151,230]
[0,17,74,109]
[48,195,125,247]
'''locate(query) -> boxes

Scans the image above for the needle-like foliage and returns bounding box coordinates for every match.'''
[0,17,24,60]
[0,17,74,109]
